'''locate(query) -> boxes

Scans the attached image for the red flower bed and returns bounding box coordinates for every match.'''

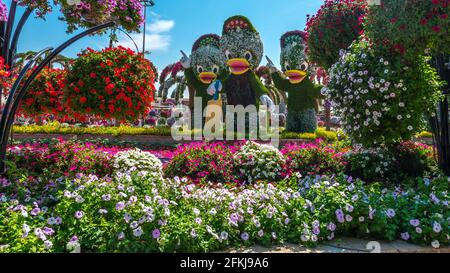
[64,46,156,122]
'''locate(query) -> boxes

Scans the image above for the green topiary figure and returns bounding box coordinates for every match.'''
[181,34,229,113]
[220,15,269,108]
[268,31,323,133]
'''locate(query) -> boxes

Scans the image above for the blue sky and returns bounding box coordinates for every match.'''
[11,0,323,71]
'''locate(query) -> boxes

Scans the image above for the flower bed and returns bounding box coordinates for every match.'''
[0,169,448,253]
[1,139,447,253]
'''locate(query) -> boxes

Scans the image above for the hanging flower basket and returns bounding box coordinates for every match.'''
[64,46,156,122]
[59,0,144,33]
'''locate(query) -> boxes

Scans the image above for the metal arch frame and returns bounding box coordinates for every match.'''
[114,27,140,53]
[0,47,53,146]
[0,21,116,173]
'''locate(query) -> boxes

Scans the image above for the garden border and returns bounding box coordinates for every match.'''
[12,133,433,145]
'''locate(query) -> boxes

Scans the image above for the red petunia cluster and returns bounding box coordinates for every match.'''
[19,67,66,119]
[64,46,157,122]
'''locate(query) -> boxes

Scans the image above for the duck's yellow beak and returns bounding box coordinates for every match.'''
[198,72,217,84]
[227,58,250,75]
[285,70,307,84]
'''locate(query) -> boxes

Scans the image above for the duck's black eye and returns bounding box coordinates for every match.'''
[197,66,204,74]
[212,65,219,74]
[300,62,309,71]
[244,51,253,61]
[285,63,291,71]
[225,50,232,60]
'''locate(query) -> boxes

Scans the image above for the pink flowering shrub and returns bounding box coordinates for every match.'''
[163,142,241,184]
[281,139,348,177]
[8,139,113,177]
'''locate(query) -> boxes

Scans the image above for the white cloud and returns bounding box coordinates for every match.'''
[118,32,172,52]
[148,20,175,34]
[116,16,175,52]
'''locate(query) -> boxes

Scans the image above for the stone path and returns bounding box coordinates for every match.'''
[223,237,450,253]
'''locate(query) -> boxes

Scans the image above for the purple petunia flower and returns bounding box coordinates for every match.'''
[133,227,143,237]
[241,232,249,241]
[229,213,239,226]
[31,207,41,216]
[327,222,336,232]
[336,209,345,223]
[152,229,161,239]
[191,229,197,238]
[284,218,290,225]
[258,230,264,237]
[220,231,228,241]
[74,211,84,219]
[410,219,420,227]
[116,201,125,211]
[102,194,111,201]
[43,227,55,236]
[400,232,410,241]
[433,222,442,233]
[386,209,396,218]
[313,226,321,235]
[345,204,354,213]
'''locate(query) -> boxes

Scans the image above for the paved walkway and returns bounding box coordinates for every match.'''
[224,237,449,253]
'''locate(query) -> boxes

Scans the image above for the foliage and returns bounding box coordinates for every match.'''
[344,141,438,184]
[305,0,367,69]
[322,40,443,147]
[281,128,344,142]
[13,122,172,136]
[64,47,156,122]
[364,0,450,58]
